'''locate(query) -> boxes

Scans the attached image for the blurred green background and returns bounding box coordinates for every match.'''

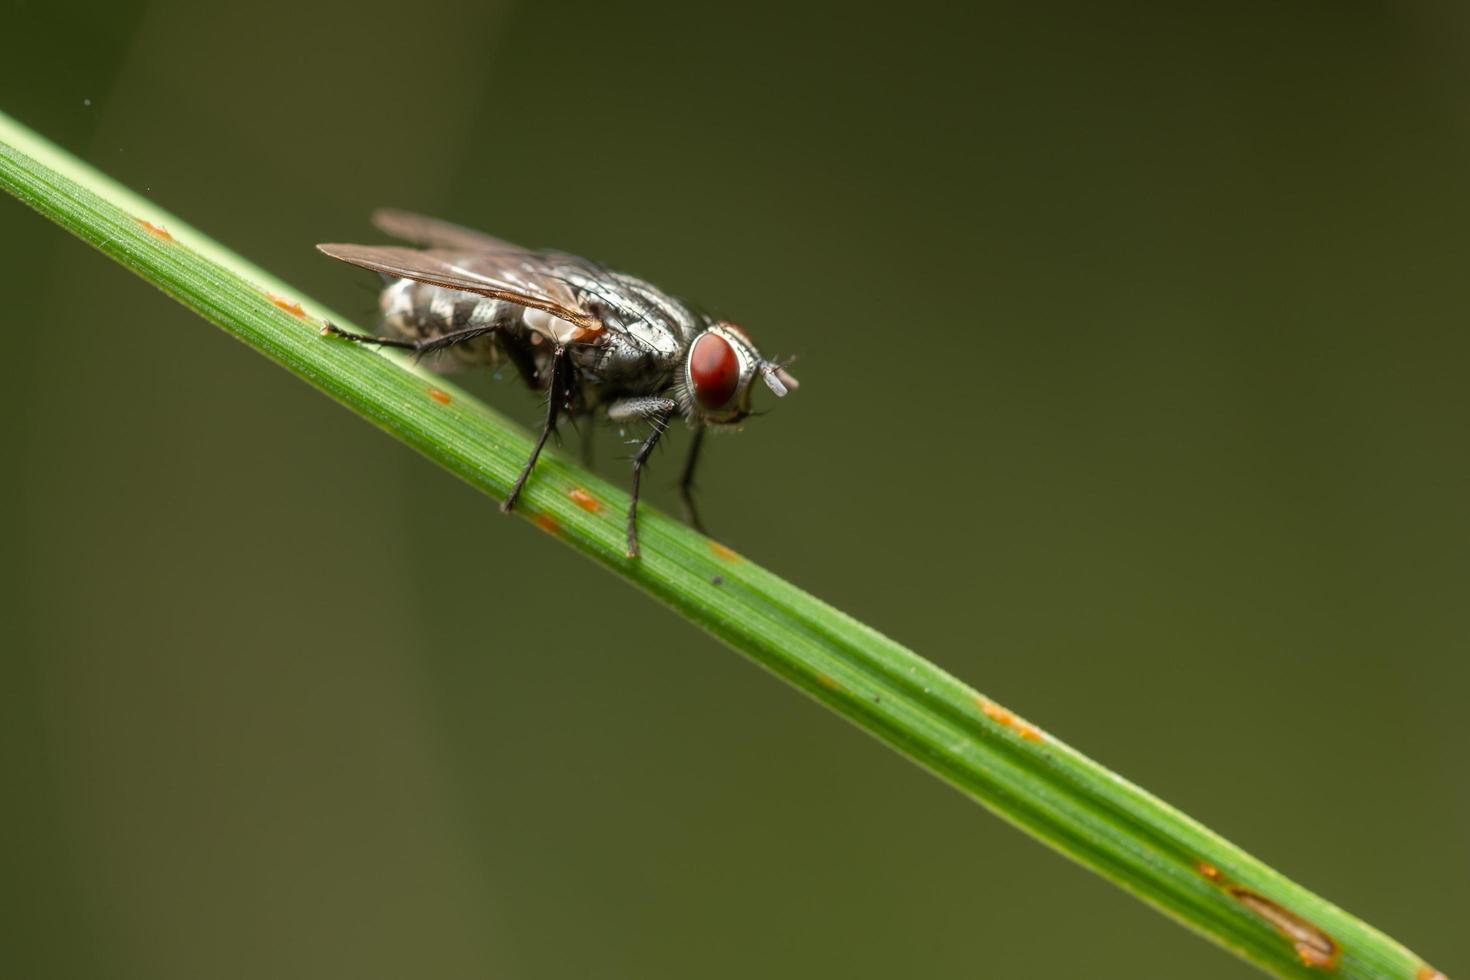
[2,1,1466,977]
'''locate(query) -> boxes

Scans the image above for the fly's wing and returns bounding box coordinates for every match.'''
[316,243,603,343]
[371,208,522,253]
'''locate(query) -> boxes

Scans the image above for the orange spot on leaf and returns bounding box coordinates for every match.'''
[568,487,602,514]
[816,673,842,691]
[533,514,560,535]
[973,695,1046,743]
[709,541,739,562]
[1197,861,1223,882]
[1416,968,1447,980]
[426,387,451,405]
[267,293,307,319]
[1226,887,1338,970]
[137,219,174,242]
[977,697,1014,726]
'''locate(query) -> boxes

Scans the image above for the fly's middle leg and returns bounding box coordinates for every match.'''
[503,345,570,514]
[492,329,547,391]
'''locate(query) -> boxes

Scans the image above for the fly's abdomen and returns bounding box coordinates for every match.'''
[379,278,509,366]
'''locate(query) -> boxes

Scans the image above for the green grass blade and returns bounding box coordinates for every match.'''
[0,109,1445,980]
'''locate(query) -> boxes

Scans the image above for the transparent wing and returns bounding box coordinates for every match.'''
[371,208,522,253]
[316,243,602,340]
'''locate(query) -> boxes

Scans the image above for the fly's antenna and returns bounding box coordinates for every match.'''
[759,357,799,397]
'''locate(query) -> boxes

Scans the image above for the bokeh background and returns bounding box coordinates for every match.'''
[2,2,1466,977]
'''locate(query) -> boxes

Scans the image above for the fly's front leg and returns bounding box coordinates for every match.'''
[503,345,569,514]
[677,426,707,535]
[608,397,678,558]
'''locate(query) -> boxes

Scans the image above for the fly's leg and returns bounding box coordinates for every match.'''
[626,412,674,558]
[322,320,497,356]
[321,320,544,390]
[608,397,678,558]
[677,426,707,535]
[493,330,547,391]
[325,320,565,508]
[503,345,569,514]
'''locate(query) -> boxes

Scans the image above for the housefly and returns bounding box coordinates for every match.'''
[317,210,798,558]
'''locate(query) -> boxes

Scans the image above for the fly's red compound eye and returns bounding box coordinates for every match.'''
[690,332,740,409]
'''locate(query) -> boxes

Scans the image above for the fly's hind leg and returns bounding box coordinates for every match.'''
[321,321,503,362]
[322,320,544,392]
[324,320,564,512]
[608,397,678,558]
[503,345,570,514]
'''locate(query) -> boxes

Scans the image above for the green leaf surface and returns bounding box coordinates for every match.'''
[0,108,1444,980]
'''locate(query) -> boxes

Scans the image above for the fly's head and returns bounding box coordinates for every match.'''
[679,321,798,427]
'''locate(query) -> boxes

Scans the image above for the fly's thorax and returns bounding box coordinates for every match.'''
[569,325,679,399]
[563,276,694,396]
[577,273,702,355]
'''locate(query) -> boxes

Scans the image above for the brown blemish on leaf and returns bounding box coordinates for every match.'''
[1416,968,1447,980]
[533,514,560,535]
[426,387,451,405]
[973,695,1046,743]
[137,219,174,242]
[1225,886,1339,970]
[267,293,308,319]
[709,540,739,562]
[1293,944,1337,970]
[568,487,602,514]
[1199,866,1340,969]
[816,672,843,692]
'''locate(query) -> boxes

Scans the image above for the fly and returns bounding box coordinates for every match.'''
[317,209,798,558]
